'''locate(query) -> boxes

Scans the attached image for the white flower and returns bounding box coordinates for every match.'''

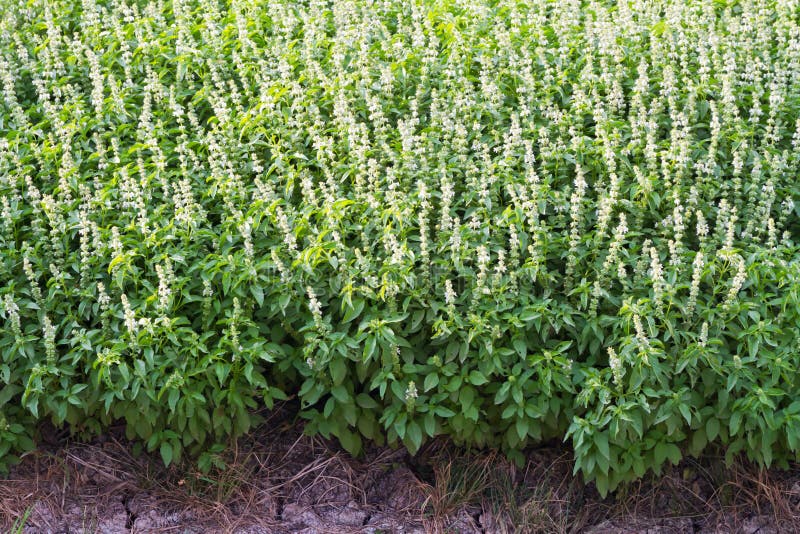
[202,279,214,298]
[601,213,628,276]
[97,282,111,309]
[608,347,623,386]
[307,286,323,325]
[648,246,664,305]
[155,261,174,311]
[633,314,650,350]
[695,210,709,239]
[121,294,137,339]
[494,249,507,277]
[2,293,18,316]
[42,315,57,365]
[724,255,747,307]
[404,381,418,406]
[444,280,457,306]
[699,322,709,347]
[687,251,704,315]
[3,294,21,337]
[275,206,298,252]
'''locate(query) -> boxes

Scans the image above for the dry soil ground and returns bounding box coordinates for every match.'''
[2,404,800,533]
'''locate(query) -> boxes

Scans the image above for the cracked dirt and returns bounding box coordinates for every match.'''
[3,406,800,533]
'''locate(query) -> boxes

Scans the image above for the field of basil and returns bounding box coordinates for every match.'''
[0,0,799,498]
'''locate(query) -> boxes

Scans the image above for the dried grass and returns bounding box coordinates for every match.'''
[3,419,800,533]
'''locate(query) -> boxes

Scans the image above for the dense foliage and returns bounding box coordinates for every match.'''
[1,0,799,494]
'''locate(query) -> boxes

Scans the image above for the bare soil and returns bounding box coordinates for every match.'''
[2,405,800,533]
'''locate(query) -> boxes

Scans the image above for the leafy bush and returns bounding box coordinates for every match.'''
[1,0,799,494]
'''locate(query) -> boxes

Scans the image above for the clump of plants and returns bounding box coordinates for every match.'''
[0,0,799,495]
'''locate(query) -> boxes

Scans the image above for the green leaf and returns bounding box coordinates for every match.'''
[515,418,529,440]
[424,373,439,392]
[595,433,610,461]
[339,430,362,456]
[160,441,173,467]
[679,403,692,425]
[250,285,264,306]
[363,336,377,362]
[706,417,720,441]
[460,386,476,409]
[406,421,423,454]
[434,406,456,418]
[342,298,365,323]
[356,393,378,409]
[423,413,436,437]
[594,474,610,498]
[468,370,489,386]
[331,385,350,404]
[730,412,743,436]
[512,338,527,358]
[215,362,230,385]
[654,442,681,466]
[651,20,668,36]
[358,414,376,438]
[692,428,707,454]
[330,359,347,386]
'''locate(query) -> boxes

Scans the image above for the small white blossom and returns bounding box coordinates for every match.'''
[444,279,457,306]
[699,322,709,347]
[404,380,418,407]
[307,286,323,325]
[608,347,623,387]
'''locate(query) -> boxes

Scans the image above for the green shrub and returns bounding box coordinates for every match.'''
[0,0,799,494]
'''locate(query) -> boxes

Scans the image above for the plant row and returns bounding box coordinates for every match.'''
[0,0,799,494]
